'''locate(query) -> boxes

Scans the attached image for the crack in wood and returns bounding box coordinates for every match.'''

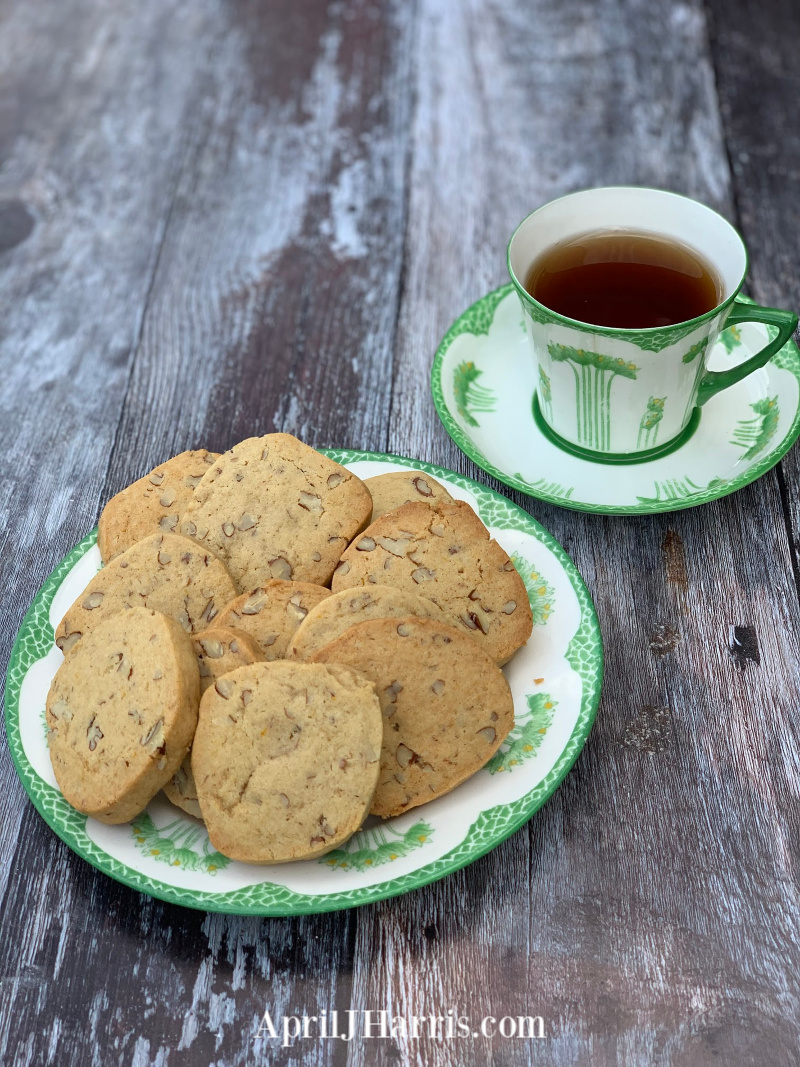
[728,624,760,670]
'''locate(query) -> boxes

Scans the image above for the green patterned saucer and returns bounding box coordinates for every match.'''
[5,451,602,916]
[431,286,800,514]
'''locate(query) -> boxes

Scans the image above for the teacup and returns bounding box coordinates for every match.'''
[507,187,798,461]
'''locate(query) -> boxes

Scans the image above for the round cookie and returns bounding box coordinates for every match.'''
[180,433,373,591]
[163,626,263,819]
[365,471,454,523]
[98,449,219,563]
[192,661,382,863]
[311,617,514,818]
[193,627,263,693]
[212,580,331,659]
[55,533,237,656]
[331,500,533,665]
[288,584,450,660]
[46,608,200,824]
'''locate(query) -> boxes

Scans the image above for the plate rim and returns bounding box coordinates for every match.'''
[431,283,800,515]
[4,449,603,915]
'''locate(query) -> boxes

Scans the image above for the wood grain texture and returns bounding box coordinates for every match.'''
[0,0,214,920]
[1,0,800,1064]
[103,0,415,488]
[704,0,800,595]
[1,1,414,1066]
[379,0,800,1064]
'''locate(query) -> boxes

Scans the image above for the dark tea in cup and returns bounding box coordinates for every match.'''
[523,231,721,329]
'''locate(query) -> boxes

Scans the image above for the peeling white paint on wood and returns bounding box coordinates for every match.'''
[1,0,800,1064]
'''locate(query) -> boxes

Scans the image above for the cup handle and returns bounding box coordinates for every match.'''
[696,299,798,406]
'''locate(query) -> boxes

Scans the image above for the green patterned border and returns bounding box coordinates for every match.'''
[4,452,603,916]
[431,286,800,515]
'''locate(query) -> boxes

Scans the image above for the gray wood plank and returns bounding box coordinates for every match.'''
[371,0,800,1064]
[0,1,417,1065]
[703,0,800,587]
[103,0,415,491]
[0,1,238,1060]
[0,0,212,912]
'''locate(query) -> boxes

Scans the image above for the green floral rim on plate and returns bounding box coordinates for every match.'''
[431,285,800,515]
[4,450,603,915]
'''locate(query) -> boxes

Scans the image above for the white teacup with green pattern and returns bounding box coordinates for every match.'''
[508,187,798,461]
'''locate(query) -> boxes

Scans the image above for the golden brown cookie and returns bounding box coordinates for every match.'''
[193,627,263,693]
[211,580,331,659]
[55,533,237,656]
[180,433,372,591]
[364,470,454,523]
[192,661,382,863]
[98,450,218,563]
[46,608,199,824]
[288,584,449,660]
[311,617,514,817]
[331,500,532,665]
[163,627,263,819]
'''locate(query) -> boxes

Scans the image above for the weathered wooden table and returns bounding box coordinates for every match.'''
[2,0,799,1063]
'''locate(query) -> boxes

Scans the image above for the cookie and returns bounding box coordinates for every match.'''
[330,500,532,665]
[193,627,264,693]
[55,533,237,656]
[98,449,218,563]
[163,626,263,819]
[365,471,454,523]
[288,584,450,661]
[192,661,382,863]
[46,608,199,824]
[311,617,513,817]
[212,580,331,659]
[180,433,372,591]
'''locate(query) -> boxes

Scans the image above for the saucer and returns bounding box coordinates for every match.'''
[431,285,800,514]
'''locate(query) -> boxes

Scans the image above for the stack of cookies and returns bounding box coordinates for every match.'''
[46,434,533,864]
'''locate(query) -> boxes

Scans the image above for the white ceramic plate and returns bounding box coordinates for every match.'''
[5,451,602,915]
